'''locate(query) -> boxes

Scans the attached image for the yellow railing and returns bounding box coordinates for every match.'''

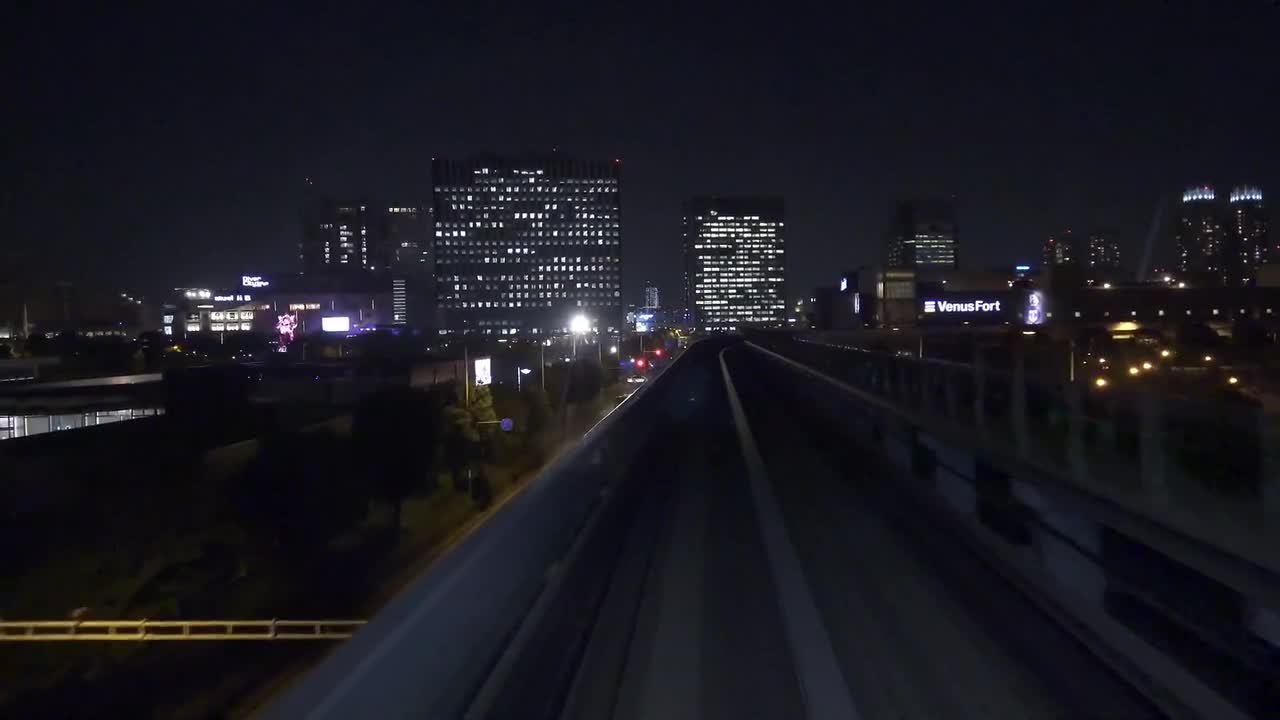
[0,619,366,641]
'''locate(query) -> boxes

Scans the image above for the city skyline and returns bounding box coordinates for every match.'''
[5,3,1279,307]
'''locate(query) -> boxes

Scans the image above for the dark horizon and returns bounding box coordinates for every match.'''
[4,1,1278,305]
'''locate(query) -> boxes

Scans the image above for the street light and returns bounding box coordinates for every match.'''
[1160,349,1171,358]
[517,366,531,392]
[609,345,618,354]
[1094,377,1108,388]
[569,314,590,358]
[1228,376,1239,385]
[1141,361,1153,370]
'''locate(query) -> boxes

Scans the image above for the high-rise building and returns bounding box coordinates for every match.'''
[886,199,958,269]
[302,199,373,273]
[683,196,786,332]
[1087,232,1120,270]
[382,205,430,325]
[1176,185,1223,281]
[1042,229,1078,266]
[643,283,659,309]
[431,155,622,335]
[1227,186,1268,286]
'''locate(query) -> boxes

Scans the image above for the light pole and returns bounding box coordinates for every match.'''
[570,313,590,359]
[517,366,531,392]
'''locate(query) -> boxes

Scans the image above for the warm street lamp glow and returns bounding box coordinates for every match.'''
[1141,361,1153,370]
[1228,376,1239,385]
[1203,354,1213,362]
[1128,367,1139,376]
[1160,349,1171,358]
[1098,358,1107,365]
[1094,377,1108,388]
[569,314,590,334]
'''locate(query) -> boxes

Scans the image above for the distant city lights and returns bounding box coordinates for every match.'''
[1094,377,1108,388]
[1229,187,1263,203]
[1182,186,1215,202]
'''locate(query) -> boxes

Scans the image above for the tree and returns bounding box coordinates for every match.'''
[351,386,444,537]
[230,428,365,567]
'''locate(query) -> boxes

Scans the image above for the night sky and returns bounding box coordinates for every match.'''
[4,1,1278,306]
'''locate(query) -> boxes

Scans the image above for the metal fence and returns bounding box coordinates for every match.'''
[0,619,365,641]
[749,330,1280,576]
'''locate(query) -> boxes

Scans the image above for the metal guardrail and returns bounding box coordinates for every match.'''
[745,335,1280,719]
[771,331,1280,579]
[0,619,366,641]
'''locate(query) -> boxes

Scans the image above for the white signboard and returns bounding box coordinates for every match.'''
[473,357,492,387]
[321,316,351,333]
[242,275,270,288]
[922,299,1002,314]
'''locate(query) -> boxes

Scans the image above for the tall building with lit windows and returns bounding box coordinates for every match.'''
[643,282,660,309]
[302,199,373,273]
[1176,185,1222,281]
[381,205,430,325]
[431,155,622,335]
[1087,232,1120,270]
[683,196,786,332]
[886,199,958,269]
[1227,186,1268,286]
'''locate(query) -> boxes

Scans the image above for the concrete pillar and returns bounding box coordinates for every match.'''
[1138,392,1169,507]
[1066,383,1088,485]
[973,346,986,431]
[1012,346,1030,457]
[945,366,959,421]
[1260,413,1280,519]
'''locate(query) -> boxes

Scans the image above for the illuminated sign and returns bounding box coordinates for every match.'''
[213,294,252,302]
[1024,291,1045,325]
[840,277,848,292]
[922,299,1002,314]
[289,303,322,311]
[473,357,492,387]
[853,292,861,315]
[635,312,655,333]
[276,313,297,345]
[162,315,174,325]
[242,275,270,288]
[321,316,351,333]
[183,289,212,299]
[1015,264,1031,272]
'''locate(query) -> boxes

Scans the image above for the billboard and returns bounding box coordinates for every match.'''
[321,316,351,333]
[242,275,270,288]
[473,357,492,386]
[1023,290,1046,325]
[919,293,1011,325]
[635,312,655,332]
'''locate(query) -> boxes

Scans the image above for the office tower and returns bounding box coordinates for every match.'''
[302,199,373,273]
[886,199,958,269]
[683,196,786,332]
[1176,185,1222,281]
[432,155,622,335]
[1042,229,1078,266]
[1087,232,1120,270]
[644,283,660,309]
[381,205,430,325]
[1227,186,1268,285]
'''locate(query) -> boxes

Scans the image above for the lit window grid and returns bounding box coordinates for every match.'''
[432,162,622,334]
[687,215,785,329]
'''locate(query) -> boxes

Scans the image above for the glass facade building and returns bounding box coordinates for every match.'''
[683,196,786,332]
[432,156,622,335]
